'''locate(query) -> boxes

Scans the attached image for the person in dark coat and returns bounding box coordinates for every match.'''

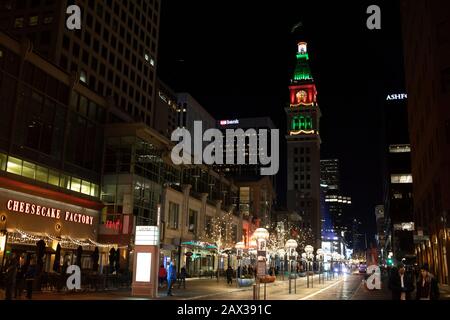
[15,255,26,299]
[416,263,440,300]
[178,266,187,289]
[226,266,234,285]
[4,255,17,300]
[25,259,37,300]
[388,263,415,300]
[166,261,177,296]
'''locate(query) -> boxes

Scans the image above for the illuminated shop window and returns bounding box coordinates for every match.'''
[36,166,48,183]
[81,180,91,195]
[48,170,60,186]
[22,161,36,180]
[59,174,70,189]
[390,174,413,184]
[0,153,6,171]
[1,152,100,198]
[70,177,82,193]
[6,157,22,175]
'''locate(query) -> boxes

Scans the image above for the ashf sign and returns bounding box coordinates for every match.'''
[386,93,407,101]
[131,226,160,298]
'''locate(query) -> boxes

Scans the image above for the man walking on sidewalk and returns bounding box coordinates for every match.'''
[166,261,177,296]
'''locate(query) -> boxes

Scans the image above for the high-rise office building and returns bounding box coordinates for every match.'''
[0,0,160,126]
[285,40,321,247]
[320,159,351,234]
[381,91,414,264]
[400,0,450,284]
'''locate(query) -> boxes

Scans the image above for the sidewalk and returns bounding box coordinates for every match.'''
[0,274,342,300]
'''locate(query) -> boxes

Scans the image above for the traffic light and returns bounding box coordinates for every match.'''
[387,258,393,266]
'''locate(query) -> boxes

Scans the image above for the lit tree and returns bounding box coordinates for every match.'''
[199,211,235,273]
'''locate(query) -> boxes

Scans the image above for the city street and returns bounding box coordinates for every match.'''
[0,273,393,301]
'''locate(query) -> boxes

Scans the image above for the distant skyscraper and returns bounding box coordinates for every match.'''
[285,40,321,247]
[320,159,351,234]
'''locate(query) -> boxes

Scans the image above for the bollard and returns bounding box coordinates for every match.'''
[294,277,297,294]
[312,273,314,288]
[307,274,309,288]
[264,283,267,300]
[289,278,292,294]
[253,284,258,300]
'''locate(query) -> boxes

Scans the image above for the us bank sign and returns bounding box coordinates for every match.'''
[6,199,94,226]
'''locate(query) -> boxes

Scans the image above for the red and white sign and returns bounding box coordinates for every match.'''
[6,199,94,225]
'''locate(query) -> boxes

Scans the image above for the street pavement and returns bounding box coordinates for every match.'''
[1,272,448,300]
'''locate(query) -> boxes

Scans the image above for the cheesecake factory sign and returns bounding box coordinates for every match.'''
[6,199,94,226]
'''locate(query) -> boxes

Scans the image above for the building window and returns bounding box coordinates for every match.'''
[168,202,179,229]
[188,209,197,233]
[80,70,87,83]
[14,17,24,28]
[43,16,53,24]
[391,174,413,184]
[29,16,39,26]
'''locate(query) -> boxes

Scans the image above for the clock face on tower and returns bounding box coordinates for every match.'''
[296,90,307,104]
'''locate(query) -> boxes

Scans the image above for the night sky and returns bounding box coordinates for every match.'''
[157,0,405,244]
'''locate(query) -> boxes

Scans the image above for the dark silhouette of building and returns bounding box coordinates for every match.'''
[400,0,450,285]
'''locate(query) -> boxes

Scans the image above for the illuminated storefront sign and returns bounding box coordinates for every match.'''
[6,199,94,225]
[219,119,239,126]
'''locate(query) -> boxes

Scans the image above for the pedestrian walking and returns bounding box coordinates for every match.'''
[388,263,415,300]
[24,259,36,300]
[166,261,177,296]
[226,266,234,285]
[4,254,17,300]
[416,263,440,300]
[159,264,167,288]
[178,266,187,289]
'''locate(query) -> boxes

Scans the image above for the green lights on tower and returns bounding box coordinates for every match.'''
[292,116,313,130]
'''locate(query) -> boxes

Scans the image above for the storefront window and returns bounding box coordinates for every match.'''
[81,180,91,195]
[22,161,35,179]
[48,169,60,186]
[59,174,70,189]
[36,165,48,183]
[92,184,99,197]
[0,153,6,171]
[6,156,22,175]
[70,177,81,193]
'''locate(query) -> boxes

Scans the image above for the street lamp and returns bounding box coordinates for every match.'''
[316,248,324,284]
[285,239,298,294]
[277,248,286,280]
[254,228,270,279]
[285,239,298,277]
[235,241,245,285]
[305,245,314,288]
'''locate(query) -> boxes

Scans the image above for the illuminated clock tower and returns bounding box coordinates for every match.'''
[286,41,322,248]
